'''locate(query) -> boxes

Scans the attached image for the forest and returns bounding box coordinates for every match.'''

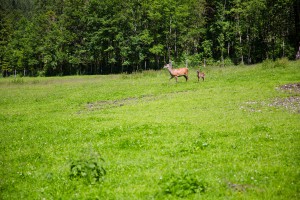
[0,0,299,76]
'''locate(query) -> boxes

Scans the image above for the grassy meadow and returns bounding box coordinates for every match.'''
[0,60,299,199]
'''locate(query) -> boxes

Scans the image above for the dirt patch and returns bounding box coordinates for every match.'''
[241,99,300,114]
[278,83,300,94]
[269,96,300,113]
[241,83,300,113]
[85,90,192,111]
[86,95,157,111]
[273,83,300,113]
[239,101,263,113]
[227,182,252,192]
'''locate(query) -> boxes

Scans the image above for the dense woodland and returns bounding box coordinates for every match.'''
[0,0,299,76]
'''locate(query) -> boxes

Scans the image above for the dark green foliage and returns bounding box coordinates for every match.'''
[0,0,298,76]
[69,153,106,184]
[160,171,207,198]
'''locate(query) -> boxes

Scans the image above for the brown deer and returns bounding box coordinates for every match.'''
[164,63,188,82]
[196,70,205,82]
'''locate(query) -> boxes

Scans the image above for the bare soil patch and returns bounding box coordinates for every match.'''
[273,83,300,113]
[269,96,300,113]
[278,83,300,94]
[86,95,157,110]
[85,90,192,111]
[241,83,300,113]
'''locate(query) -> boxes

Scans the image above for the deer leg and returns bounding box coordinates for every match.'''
[184,75,188,81]
[175,76,178,82]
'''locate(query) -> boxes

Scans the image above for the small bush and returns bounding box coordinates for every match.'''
[160,171,207,198]
[261,59,275,68]
[262,58,289,69]
[274,57,289,68]
[11,77,24,84]
[37,70,46,77]
[224,57,234,66]
[69,152,106,184]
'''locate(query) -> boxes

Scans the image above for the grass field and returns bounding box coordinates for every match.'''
[0,60,299,199]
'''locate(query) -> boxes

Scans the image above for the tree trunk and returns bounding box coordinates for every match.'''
[294,0,300,46]
[238,15,244,64]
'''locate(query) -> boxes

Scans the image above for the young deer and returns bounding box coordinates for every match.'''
[164,63,188,82]
[196,70,205,82]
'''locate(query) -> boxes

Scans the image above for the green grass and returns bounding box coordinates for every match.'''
[1,60,300,199]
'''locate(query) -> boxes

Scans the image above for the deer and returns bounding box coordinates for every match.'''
[196,69,205,82]
[163,63,189,82]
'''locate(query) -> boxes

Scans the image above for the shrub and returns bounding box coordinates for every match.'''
[261,59,275,68]
[69,152,106,184]
[10,77,24,84]
[274,57,289,68]
[160,171,207,198]
[262,58,289,69]
[37,70,46,77]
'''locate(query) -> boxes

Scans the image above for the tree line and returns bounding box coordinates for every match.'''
[0,0,299,76]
